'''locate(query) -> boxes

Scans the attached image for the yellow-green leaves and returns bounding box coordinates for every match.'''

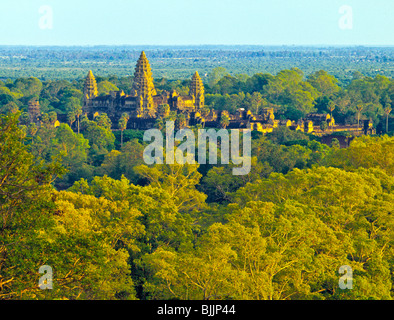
[33,189,145,300]
[142,165,393,300]
[134,163,207,214]
[325,135,394,175]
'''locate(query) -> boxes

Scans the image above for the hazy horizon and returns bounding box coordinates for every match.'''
[2,44,394,49]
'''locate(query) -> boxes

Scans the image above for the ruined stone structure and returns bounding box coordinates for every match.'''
[28,98,40,124]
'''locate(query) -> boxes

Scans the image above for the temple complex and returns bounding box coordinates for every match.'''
[83,51,202,129]
[82,51,375,136]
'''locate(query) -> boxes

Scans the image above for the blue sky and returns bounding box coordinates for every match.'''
[0,0,393,46]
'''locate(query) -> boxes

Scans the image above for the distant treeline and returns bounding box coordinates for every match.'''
[1,46,394,81]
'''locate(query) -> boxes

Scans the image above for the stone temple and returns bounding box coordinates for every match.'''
[83,51,205,129]
[81,50,375,136]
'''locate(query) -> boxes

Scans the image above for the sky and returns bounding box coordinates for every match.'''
[0,0,393,46]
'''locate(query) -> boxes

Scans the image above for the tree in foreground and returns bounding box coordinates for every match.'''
[384,105,392,133]
[118,113,130,148]
[0,113,63,298]
[142,166,394,300]
[0,113,140,299]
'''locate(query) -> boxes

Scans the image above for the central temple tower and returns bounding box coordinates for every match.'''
[189,71,205,109]
[131,51,157,117]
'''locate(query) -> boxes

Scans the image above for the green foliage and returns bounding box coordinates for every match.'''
[143,165,394,299]
[266,126,311,145]
[330,138,340,149]
[70,175,194,252]
[324,135,394,175]
[1,62,394,301]
[307,70,340,98]
[80,116,115,166]
[97,80,119,96]
[52,124,92,189]
[252,135,328,174]
[94,113,112,131]
[13,77,43,101]
[37,190,143,299]
[97,139,144,184]
[0,113,65,299]
[113,129,144,149]
[208,67,229,88]
[200,157,271,203]
[134,162,207,215]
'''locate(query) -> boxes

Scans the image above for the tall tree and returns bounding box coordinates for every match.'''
[356,103,364,130]
[384,104,392,133]
[219,112,230,129]
[307,70,340,97]
[94,113,112,130]
[0,112,64,298]
[118,113,129,148]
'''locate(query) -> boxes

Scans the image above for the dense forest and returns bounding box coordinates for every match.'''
[1,45,394,82]
[0,63,393,300]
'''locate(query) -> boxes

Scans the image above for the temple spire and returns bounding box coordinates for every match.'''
[190,71,205,109]
[28,98,40,124]
[131,51,157,117]
[84,70,98,101]
[132,51,157,97]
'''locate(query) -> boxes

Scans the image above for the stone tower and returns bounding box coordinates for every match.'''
[189,71,205,109]
[131,51,157,117]
[83,70,98,113]
[28,98,40,124]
